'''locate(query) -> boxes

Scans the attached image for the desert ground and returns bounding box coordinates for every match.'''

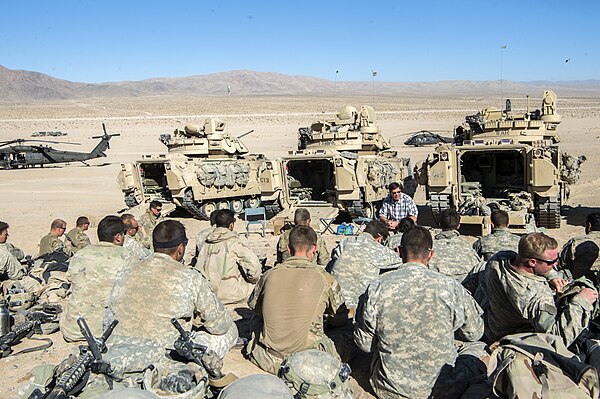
[0,94,599,398]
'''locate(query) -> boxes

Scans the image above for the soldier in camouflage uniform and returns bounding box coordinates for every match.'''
[429,208,482,283]
[559,212,600,282]
[484,232,598,346]
[121,214,151,260]
[138,200,163,249]
[384,217,414,250]
[247,225,349,374]
[277,208,329,267]
[197,209,262,305]
[0,221,28,282]
[354,225,487,399]
[65,216,91,254]
[106,220,238,378]
[38,219,72,257]
[191,211,218,267]
[60,216,137,342]
[328,220,401,308]
[473,210,520,261]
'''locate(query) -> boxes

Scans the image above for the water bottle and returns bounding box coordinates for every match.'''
[0,300,10,336]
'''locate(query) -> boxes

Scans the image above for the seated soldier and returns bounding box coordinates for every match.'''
[138,200,163,249]
[38,219,72,257]
[328,220,401,308]
[429,208,482,283]
[384,216,415,251]
[484,232,597,345]
[473,210,520,261]
[65,216,91,254]
[246,225,349,374]
[197,209,262,304]
[121,214,151,260]
[106,220,238,377]
[354,226,487,399]
[60,215,137,341]
[559,212,600,282]
[276,208,329,267]
[0,221,28,282]
[191,210,218,267]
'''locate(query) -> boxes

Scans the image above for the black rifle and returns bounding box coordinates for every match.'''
[28,318,118,399]
[0,319,37,358]
[171,318,223,380]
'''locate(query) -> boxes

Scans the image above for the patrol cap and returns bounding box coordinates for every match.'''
[218,374,294,399]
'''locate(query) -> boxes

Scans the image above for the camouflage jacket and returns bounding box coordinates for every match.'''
[0,243,27,280]
[276,227,329,267]
[60,242,137,341]
[249,256,347,357]
[559,230,600,281]
[197,227,262,304]
[123,234,152,260]
[429,230,482,283]
[484,252,594,346]
[138,210,162,248]
[329,233,402,308]
[65,227,91,254]
[354,262,484,399]
[472,227,520,261]
[195,226,215,255]
[107,252,233,348]
[38,233,70,257]
[0,242,24,261]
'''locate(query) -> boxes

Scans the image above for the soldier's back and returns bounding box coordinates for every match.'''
[430,230,481,283]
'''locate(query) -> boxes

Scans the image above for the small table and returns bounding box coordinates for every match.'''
[351,217,373,235]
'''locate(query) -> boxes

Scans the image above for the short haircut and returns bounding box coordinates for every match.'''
[388,182,401,192]
[397,217,415,233]
[153,220,187,255]
[209,209,219,226]
[149,200,163,210]
[400,226,433,260]
[215,209,235,228]
[288,225,317,255]
[491,210,509,227]
[0,221,8,234]
[97,215,125,243]
[51,219,66,230]
[586,212,600,231]
[76,216,90,227]
[440,208,461,230]
[293,208,311,225]
[121,213,136,230]
[518,233,558,259]
[364,220,389,240]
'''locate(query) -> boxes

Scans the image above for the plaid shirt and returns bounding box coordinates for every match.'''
[379,192,418,221]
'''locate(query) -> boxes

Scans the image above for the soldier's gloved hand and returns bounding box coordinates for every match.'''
[577,287,599,305]
[549,278,570,294]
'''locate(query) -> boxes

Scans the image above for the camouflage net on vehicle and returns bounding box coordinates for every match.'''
[195,162,250,189]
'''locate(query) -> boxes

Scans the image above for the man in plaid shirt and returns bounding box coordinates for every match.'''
[379,182,418,230]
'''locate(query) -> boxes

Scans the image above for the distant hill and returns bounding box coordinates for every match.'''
[1,65,600,102]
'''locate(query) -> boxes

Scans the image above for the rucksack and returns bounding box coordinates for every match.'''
[489,332,599,399]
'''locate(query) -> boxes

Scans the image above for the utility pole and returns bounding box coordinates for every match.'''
[332,70,339,110]
[371,70,377,106]
[500,45,507,108]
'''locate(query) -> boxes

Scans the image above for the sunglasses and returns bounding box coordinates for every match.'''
[532,257,559,265]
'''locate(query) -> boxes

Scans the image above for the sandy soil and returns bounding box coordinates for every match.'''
[0,94,599,398]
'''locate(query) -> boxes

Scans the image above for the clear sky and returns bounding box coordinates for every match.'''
[1,0,598,83]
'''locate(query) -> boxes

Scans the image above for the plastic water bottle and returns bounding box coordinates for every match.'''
[0,300,10,336]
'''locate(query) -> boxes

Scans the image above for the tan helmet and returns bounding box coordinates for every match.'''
[218,374,294,399]
[142,363,208,399]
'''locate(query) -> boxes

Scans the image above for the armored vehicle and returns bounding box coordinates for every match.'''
[416,90,585,230]
[259,105,415,219]
[117,118,266,219]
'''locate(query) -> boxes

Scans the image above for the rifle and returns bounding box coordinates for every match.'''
[28,318,118,399]
[0,307,59,359]
[170,318,223,380]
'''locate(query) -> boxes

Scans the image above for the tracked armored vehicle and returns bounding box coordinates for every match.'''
[259,105,415,219]
[117,118,266,219]
[416,90,585,230]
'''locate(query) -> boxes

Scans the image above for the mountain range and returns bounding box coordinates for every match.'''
[1,65,599,102]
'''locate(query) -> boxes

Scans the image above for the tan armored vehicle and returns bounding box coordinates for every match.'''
[259,105,415,219]
[416,90,585,230]
[117,118,266,219]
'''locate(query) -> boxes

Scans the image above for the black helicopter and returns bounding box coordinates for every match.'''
[402,130,453,147]
[0,123,119,169]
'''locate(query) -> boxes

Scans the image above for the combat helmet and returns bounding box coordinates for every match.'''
[218,374,294,399]
[142,363,208,399]
[278,350,353,398]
